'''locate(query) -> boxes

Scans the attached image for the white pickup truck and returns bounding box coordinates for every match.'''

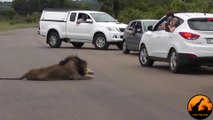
[38,9,127,49]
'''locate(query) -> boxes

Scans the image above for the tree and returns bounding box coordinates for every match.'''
[0,8,16,20]
[118,7,144,23]
[11,0,91,16]
[97,0,121,18]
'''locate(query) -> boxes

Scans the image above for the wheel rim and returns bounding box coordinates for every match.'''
[49,35,57,46]
[139,47,148,64]
[122,41,127,52]
[96,36,105,48]
[170,52,177,70]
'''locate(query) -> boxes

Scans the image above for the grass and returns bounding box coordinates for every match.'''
[0,22,38,32]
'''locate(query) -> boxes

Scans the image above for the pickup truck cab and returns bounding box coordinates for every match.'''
[39,9,127,49]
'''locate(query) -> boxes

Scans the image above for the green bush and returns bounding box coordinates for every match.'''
[24,12,40,23]
[118,7,144,24]
[0,8,16,20]
[9,12,40,25]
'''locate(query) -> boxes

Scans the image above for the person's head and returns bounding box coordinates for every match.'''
[170,18,178,27]
[166,12,174,21]
[82,14,86,20]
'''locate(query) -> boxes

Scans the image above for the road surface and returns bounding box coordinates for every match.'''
[0,28,212,120]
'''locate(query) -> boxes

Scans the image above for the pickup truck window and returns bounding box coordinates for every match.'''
[90,13,117,22]
[70,13,76,22]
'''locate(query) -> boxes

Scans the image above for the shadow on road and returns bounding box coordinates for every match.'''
[152,65,213,75]
[40,46,120,51]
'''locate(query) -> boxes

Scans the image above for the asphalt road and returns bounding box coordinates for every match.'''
[0,28,213,120]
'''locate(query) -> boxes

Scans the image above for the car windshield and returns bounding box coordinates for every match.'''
[188,18,213,31]
[143,21,158,32]
[90,13,117,22]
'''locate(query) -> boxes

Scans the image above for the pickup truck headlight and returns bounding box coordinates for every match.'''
[107,27,118,31]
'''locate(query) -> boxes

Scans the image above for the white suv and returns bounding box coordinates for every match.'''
[138,13,213,73]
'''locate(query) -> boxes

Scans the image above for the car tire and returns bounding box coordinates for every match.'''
[116,42,123,50]
[94,33,109,49]
[169,49,181,73]
[72,42,84,48]
[47,32,62,48]
[122,40,130,54]
[139,45,154,67]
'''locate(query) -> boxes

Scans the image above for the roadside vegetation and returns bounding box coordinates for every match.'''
[0,0,213,31]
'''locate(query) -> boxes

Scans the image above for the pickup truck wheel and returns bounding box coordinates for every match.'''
[72,42,84,48]
[139,45,154,67]
[48,32,62,48]
[94,34,109,49]
[122,40,130,54]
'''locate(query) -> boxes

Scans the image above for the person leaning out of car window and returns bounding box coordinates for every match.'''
[77,14,87,24]
[159,12,175,31]
[167,17,178,32]
[129,23,142,35]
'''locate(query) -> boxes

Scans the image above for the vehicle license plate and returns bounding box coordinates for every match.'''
[207,38,213,44]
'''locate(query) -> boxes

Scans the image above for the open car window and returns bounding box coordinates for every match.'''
[153,16,183,31]
[135,21,143,33]
[128,21,137,30]
[153,17,167,31]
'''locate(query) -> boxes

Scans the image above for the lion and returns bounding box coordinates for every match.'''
[0,55,94,80]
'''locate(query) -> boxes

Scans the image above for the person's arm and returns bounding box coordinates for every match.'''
[170,26,176,32]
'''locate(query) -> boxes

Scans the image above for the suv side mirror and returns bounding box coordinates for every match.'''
[147,25,153,31]
[86,19,93,24]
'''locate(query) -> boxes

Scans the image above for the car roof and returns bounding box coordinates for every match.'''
[43,8,104,14]
[175,13,213,20]
[72,10,105,14]
[130,19,158,22]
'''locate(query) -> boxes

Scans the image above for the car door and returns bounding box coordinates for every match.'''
[124,21,137,49]
[146,17,172,58]
[129,21,143,51]
[67,12,93,40]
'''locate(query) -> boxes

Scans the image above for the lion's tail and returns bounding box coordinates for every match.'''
[0,77,24,80]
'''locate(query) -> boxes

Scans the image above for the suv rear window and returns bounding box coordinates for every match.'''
[188,18,213,31]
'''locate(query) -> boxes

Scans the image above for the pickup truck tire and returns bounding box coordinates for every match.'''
[72,42,84,48]
[94,33,109,49]
[139,45,154,67]
[48,32,62,48]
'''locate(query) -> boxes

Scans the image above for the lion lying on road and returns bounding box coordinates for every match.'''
[0,55,94,80]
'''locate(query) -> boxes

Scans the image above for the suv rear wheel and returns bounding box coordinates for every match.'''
[139,45,154,67]
[72,42,84,48]
[48,32,62,48]
[94,33,109,49]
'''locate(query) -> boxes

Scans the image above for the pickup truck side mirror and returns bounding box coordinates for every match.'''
[85,19,93,24]
[147,25,153,31]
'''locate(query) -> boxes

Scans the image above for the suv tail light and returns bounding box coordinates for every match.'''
[179,32,200,40]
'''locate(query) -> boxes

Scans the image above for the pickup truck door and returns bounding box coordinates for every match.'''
[67,12,93,41]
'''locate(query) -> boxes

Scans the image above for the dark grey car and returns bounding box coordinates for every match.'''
[122,19,158,54]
